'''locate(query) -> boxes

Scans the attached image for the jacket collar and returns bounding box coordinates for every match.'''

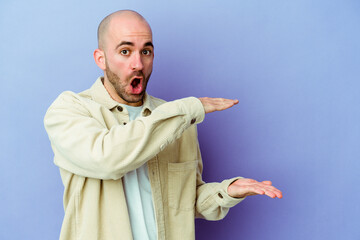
[90,77,155,116]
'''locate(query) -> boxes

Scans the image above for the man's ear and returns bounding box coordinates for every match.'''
[94,48,106,70]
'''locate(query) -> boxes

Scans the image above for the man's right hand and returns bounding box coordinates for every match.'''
[199,97,239,114]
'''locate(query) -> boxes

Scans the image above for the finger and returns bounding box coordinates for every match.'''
[247,183,280,198]
[213,98,238,106]
[220,98,238,105]
[213,97,238,102]
[264,191,276,198]
[255,182,281,193]
[214,99,238,111]
[260,184,279,192]
[247,186,265,196]
[224,99,239,106]
[262,180,272,185]
[266,189,283,199]
[263,185,283,198]
[272,189,283,198]
[249,185,276,198]
[262,187,283,199]
[200,97,238,113]
[258,184,282,194]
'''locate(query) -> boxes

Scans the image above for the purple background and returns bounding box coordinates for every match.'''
[1,0,359,239]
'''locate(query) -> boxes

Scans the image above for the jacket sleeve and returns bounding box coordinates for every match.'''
[195,177,246,220]
[194,135,246,220]
[44,91,205,180]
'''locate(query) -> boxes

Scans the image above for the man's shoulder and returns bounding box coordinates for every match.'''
[46,78,106,111]
[146,94,167,107]
[46,89,94,114]
[60,89,90,102]
[78,87,93,99]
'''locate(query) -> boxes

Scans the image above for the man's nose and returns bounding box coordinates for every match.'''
[130,53,144,71]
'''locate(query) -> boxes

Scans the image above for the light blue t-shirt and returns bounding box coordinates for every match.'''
[122,104,157,240]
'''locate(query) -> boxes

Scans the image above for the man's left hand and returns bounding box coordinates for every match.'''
[227,178,283,199]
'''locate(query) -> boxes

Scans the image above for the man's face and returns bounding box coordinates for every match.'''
[102,16,154,106]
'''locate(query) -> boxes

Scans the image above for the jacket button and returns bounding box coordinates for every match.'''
[191,118,196,124]
[117,106,123,112]
[218,193,223,199]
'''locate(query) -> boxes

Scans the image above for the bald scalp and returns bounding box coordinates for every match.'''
[97,10,151,50]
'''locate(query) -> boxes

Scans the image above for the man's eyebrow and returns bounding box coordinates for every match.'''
[115,41,154,50]
[115,41,134,49]
[144,42,154,48]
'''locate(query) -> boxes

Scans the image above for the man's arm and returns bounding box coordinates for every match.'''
[44,92,237,180]
[44,92,206,180]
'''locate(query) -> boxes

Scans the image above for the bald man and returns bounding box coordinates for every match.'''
[44,10,282,240]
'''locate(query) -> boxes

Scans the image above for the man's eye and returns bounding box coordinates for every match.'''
[142,50,152,55]
[120,50,129,55]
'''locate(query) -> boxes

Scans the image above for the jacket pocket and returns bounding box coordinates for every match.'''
[168,160,198,211]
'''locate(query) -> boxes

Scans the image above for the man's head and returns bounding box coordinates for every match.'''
[94,10,154,106]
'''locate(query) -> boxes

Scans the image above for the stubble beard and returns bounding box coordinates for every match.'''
[105,62,151,104]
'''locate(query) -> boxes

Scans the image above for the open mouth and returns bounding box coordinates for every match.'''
[130,77,143,94]
[131,78,141,88]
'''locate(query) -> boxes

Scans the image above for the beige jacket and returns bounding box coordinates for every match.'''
[44,77,244,240]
